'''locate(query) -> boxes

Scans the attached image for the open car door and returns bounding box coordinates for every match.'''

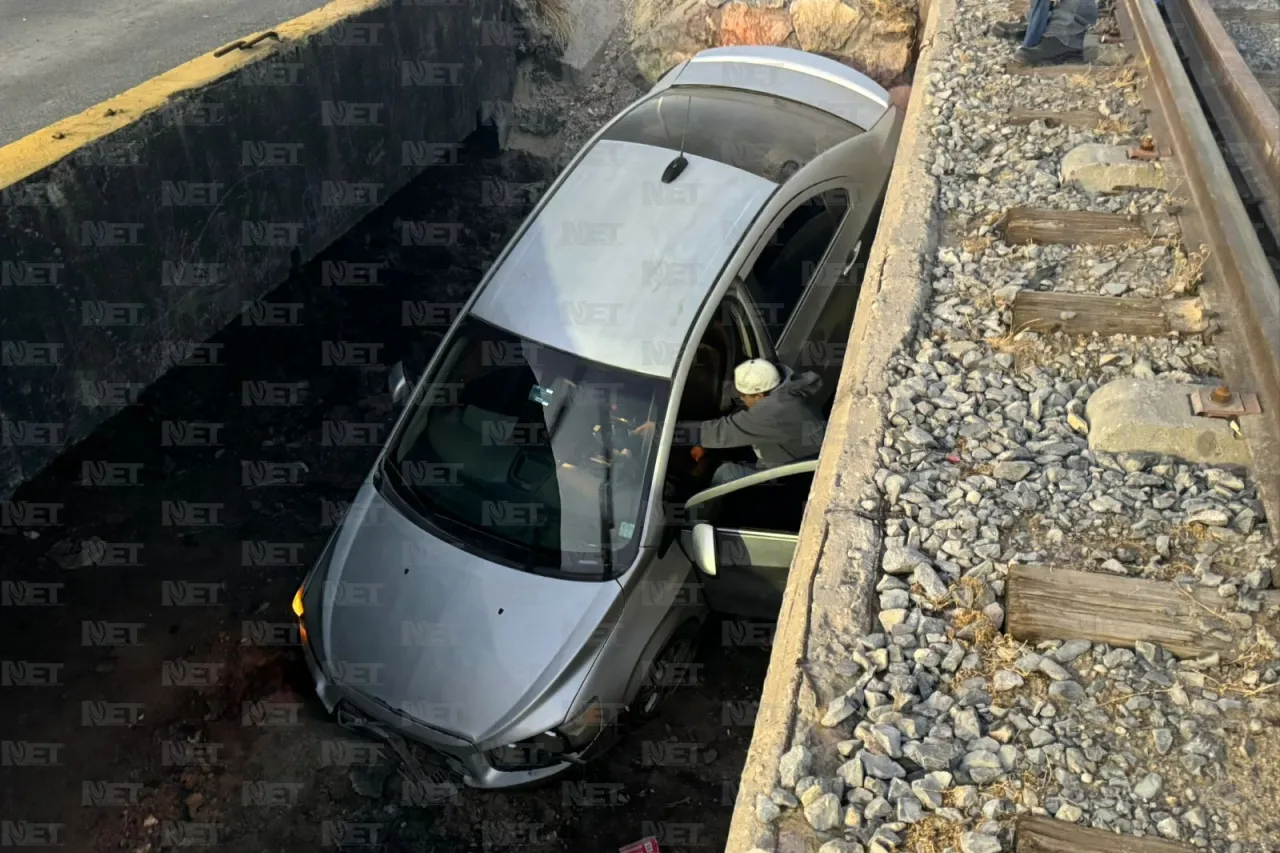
[769,104,904,402]
[677,459,818,619]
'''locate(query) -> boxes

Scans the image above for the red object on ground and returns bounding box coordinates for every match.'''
[619,839,660,853]
[690,446,705,462]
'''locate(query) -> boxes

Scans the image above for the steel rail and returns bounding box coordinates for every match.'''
[1163,0,1280,247]
[1115,0,1280,539]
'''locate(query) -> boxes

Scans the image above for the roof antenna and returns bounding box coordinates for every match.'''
[661,95,692,184]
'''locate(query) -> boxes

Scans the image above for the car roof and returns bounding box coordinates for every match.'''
[469,138,778,379]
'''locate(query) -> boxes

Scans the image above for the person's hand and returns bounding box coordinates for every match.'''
[690,446,705,462]
[632,420,656,435]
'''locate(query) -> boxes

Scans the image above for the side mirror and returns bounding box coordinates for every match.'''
[689,523,717,577]
[388,362,413,406]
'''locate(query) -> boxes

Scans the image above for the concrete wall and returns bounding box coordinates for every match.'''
[0,0,520,499]
[721,0,950,847]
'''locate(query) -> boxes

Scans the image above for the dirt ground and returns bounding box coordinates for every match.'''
[0,144,769,852]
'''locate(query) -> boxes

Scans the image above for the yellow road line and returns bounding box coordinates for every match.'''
[0,0,383,189]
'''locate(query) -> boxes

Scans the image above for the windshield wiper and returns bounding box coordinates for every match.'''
[378,454,439,524]
[380,454,553,570]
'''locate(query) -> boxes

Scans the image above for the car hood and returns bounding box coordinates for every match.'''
[314,482,621,743]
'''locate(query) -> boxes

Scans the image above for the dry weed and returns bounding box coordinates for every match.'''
[523,0,572,47]
[1094,115,1134,135]
[906,815,965,853]
[1169,244,1210,294]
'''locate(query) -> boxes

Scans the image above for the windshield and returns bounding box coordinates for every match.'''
[601,85,860,183]
[381,316,670,580]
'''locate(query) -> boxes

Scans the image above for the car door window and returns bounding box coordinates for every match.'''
[741,189,850,347]
[711,470,815,533]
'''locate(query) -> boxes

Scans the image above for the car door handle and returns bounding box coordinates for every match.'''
[841,240,863,278]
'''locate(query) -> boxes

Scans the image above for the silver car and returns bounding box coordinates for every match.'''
[293,45,903,790]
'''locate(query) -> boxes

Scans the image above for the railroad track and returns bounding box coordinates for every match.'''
[728,0,1280,849]
[1161,0,1280,246]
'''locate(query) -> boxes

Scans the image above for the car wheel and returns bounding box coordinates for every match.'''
[631,619,701,720]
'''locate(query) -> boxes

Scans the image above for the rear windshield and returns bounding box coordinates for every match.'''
[601,85,860,183]
[380,316,669,580]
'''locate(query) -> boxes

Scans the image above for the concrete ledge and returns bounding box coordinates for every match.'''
[722,0,950,847]
[0,0,520,498]
[1085,377,1253,467]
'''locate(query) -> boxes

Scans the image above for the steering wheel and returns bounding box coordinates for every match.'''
[586,414,647,467]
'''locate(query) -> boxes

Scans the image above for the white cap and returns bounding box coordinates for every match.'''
[734,359,781,395]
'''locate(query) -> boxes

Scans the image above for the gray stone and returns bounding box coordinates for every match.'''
[818,842,864,853]
[1153,728,1174,755]
[756,794,781,823]
[884,545,931,575]
[1048,681,1085,703]
[838,758,864,788]
[914,562,951,600]
[779,744,811,788]
[1038,658,1072,681]
[859,750,906,780]
[993,670,1024,691]
[959,831,1002,853]
[954,708,983,741]
[1133,772,1163,800]
[1056,802,1083,822]
[805,792,842,831]
[1085,378,1253,467]
[868,724,903,758]
[994,460,1034,482]
[904,740,958,771]
[1052,639,1092,663]
[960,750,1005,784]
[770,787,799,808]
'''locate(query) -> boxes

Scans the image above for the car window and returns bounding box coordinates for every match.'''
[741,188,850,346]
[601,86,860,183]
[712,471,815,533]
[382,316,670,579]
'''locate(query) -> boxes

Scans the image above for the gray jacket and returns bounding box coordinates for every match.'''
[682,366,827,466]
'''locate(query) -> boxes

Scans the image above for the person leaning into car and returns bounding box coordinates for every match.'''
[632,358,827,487]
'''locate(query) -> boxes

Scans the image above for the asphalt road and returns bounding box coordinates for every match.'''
[0,0,329,147]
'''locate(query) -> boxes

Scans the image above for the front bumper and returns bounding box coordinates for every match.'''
[300,636,587,789]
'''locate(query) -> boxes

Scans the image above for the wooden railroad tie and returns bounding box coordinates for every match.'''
[995,207,1180,246]
[1016,814,1198,852]
[1006,109,1105,128]
[1011,291,1207,337]
[1005,565,1280,659]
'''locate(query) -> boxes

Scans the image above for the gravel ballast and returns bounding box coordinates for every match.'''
[746,0,1280,850]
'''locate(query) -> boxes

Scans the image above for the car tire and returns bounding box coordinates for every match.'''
[630,618,702,721]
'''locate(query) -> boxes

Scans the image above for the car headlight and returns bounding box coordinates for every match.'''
[556,697,614,750]
[485,698,617,771]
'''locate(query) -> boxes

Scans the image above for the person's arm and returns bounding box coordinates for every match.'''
[680,407,772,450]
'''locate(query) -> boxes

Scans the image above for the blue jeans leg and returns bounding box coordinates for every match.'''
[1023,0,1052,47]
[710,461,762,488]
[1044,0,1098,48]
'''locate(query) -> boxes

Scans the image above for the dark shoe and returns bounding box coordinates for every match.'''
[1013,36,1085,65]
[989,19,1028,40]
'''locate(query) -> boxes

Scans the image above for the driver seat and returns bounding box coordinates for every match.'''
[678,344,724,423]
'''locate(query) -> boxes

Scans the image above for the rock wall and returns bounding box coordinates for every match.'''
[629,0,921,87]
